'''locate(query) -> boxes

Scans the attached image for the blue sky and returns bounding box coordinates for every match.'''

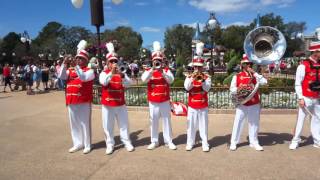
[0,0,319,47]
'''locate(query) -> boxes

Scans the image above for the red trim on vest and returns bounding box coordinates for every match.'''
[236,71,260,106]
[101,70,126,106]
[66,67,93,105]
[301,60,320,98]
[147,70,170,103]
[188,76,208,109]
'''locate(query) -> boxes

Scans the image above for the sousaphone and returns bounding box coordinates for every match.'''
[232,26,287,105]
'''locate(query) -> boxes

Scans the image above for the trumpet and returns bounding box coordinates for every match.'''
[153,60,162,69]
[189,71,208,82]
[111,64,125,78]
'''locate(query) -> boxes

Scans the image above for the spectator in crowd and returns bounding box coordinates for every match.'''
[33,63,42,91]
[49,62,57,89]
[0,64,3,85]
[170,60,176,76]
[24,61,34,95]
[129,60,139,78]
[41,63,49,90]
[14,65,26,91]
[3,63,13,92]
[56,60,65,90]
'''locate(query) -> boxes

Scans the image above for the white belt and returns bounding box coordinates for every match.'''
[66,93,81,96]
[105,97,122,101]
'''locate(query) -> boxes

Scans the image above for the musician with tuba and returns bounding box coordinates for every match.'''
[229,54,267,151]
[141,41,177,150]
[289,41,320,150]
[58,40,95,154]
[184,42,211,152]
[99,42,134,155]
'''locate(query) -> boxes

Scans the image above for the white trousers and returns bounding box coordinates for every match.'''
[292,97,320,144]
[68,103,92,149]
[230,104,261,145]
[149,101,173,144]
[187,107,209,146]
[102,105,131,146]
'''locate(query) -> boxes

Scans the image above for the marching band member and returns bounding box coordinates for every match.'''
[59,40,94,154]
[99,42,134,155]
[141,41,177,150]
[289,41,320,150]
[229,54,267,151]
[184,42,211,152]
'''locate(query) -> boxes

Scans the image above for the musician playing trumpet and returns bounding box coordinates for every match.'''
[58,40,95,154]
[99,42,134,155]
[184,42,211,152]
[229,54,267,151]
[141,41,177,150]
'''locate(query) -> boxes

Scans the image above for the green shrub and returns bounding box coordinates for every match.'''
[212,74,228,86]
[223,73,235,85]
[172,77,185,87]
[175,67,184,78]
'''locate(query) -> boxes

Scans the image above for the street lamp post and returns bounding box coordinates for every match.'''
[20,31,31,55]
[206,13,218,66]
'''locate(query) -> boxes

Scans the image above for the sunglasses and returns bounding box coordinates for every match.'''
[109,60,118,64]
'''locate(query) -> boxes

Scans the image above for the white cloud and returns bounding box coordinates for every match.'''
[188,0,295,12]
[260,0,295,8]
[135,2,149,6]
[140,27,161,32]
[222,21,250,28]
[189,0,254,12]
[116,19,130,26]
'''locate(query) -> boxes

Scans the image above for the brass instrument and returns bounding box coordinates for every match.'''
[153,60,162,69]
[188,71,208,82]
[232,25,287,105]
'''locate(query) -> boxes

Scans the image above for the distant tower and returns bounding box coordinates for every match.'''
[192,22,202,58]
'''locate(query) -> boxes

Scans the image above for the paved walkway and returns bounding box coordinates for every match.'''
[0,91,319,180]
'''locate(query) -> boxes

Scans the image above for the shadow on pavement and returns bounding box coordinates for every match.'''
[92,130,144,151]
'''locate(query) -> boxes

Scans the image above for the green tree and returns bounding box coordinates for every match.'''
[164,24,194,64]
[32,22,64,59]
[0,32,20,64]
[58,26,93,55]
[221,25,249,53]
[102,26,143,60]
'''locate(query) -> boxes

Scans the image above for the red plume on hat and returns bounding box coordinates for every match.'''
[192,42,205,66]
[106,42,118,61]
[75,40,89,61]
[151,41,164,61]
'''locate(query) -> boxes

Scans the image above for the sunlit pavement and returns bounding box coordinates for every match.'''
[0,91,319,180]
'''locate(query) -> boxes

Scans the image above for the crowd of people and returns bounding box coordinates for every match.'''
[0,60,67,94]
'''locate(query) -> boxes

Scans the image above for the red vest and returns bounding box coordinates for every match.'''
[147,69,170,103]
[188,76,208,109]
[66,67,93,105]
[101,70,126,106]
[236,71,260,106]
[301,59,320,98]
